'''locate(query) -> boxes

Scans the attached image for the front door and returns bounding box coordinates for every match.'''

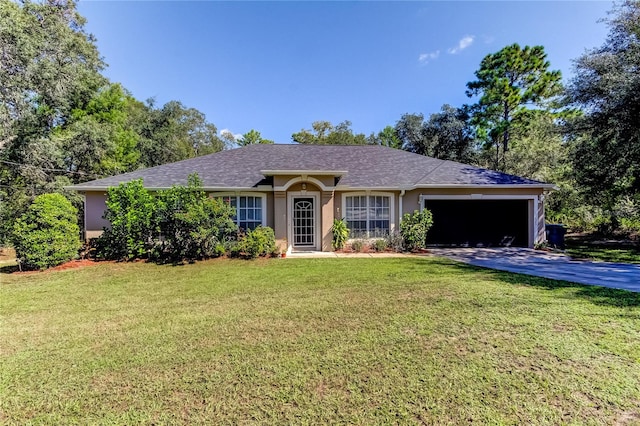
[292,197,315,249]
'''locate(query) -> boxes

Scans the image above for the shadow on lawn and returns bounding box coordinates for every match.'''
[426,257,640,309]
[0,264,19,274]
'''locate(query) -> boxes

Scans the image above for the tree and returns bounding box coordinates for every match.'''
[567,0,640,211]
[0,0,106,148]
[237,129,274,146]
[0,0,105,243]
[367,125,402,149]
[0,1,228,245]
[12,193,81,270]
[54,83,141,178]
[292,120,368,145]
[138,101,225,167]
[422,105,476,163]
[394,106,476,163]
[395,113,425,153]
[504,110,568,182]
[466,44,563,171]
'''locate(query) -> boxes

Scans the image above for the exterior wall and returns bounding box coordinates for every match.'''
[537,196,546,243]
[334,194,343,220]
[321,191,334,251]
[264,192,275,229]
[274,175,335,189]
[84,192,110,239]
[82,183,548,251]
[273,191,287,248]
[402,187,545,213]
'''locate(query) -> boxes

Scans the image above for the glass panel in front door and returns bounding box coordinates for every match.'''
[293,198,315,246]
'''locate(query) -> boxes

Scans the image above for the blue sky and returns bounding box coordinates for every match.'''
[78,1,613,143]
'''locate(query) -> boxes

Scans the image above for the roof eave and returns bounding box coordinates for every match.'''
[414,183,557,190]
[68,185,274,192]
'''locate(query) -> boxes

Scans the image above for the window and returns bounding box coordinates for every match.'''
[344,194,391,238]
[216,195,265,231]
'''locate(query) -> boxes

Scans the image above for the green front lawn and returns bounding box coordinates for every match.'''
[1,258,639,424]
[565,240,640,264]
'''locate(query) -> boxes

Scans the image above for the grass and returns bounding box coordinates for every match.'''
[565,237,640,264]
[1,257,639,424]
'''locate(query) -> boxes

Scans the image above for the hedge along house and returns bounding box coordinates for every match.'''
[71,144,555,252]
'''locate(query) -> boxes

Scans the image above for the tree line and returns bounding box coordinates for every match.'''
[1,0,638,243]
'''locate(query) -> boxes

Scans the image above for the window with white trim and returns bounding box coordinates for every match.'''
[345,194,391,238]
[216,195,264,231]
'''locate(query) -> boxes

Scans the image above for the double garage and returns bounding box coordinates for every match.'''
[424,198,533,248]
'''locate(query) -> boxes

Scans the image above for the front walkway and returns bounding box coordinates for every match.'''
[430,247,640,292]
[287,251,410,258]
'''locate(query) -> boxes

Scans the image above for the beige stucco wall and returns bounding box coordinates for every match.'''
[264,192,275,229]
[84,192,109,239]
[537,196,546,243]
[274,175,335,189]
[82,183,548,250]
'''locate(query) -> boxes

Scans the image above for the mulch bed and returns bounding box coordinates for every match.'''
[10,259,109,275]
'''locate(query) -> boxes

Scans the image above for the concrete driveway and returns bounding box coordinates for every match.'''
[430,247,640,292]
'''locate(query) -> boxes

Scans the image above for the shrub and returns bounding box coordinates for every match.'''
[351,239,364,252]
[95,179,157,260]
[385,231,404,252]
[373,239,387,252]
[96,174,238,262]
[331,218,349,250]
[400,209,433,251]
[156,175,237,261]
[12,193,81,270]
[237,226,276,259]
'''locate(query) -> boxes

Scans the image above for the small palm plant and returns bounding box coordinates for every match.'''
[331,218,350,250]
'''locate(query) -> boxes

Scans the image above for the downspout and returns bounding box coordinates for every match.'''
[398,189,406,232]
[82,192,87,242]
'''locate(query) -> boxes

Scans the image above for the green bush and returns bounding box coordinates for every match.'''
[385,231,404,252]
[331,218,349,250]
[156,175,237,261]
[237,226,276,259]
[400,209,433,251]
[96,175,238,262]
[373,238,387,252]
[351,239,364,252]
[95,179,157,260]
[12,193,81,270]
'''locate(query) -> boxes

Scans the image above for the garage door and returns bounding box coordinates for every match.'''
[424,199,529,247]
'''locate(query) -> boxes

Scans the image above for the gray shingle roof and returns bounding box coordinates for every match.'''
[71,144,550,190]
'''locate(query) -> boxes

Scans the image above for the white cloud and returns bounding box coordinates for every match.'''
[448,35,475,54]
[220,129,242,141]
[418,50,440,65]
